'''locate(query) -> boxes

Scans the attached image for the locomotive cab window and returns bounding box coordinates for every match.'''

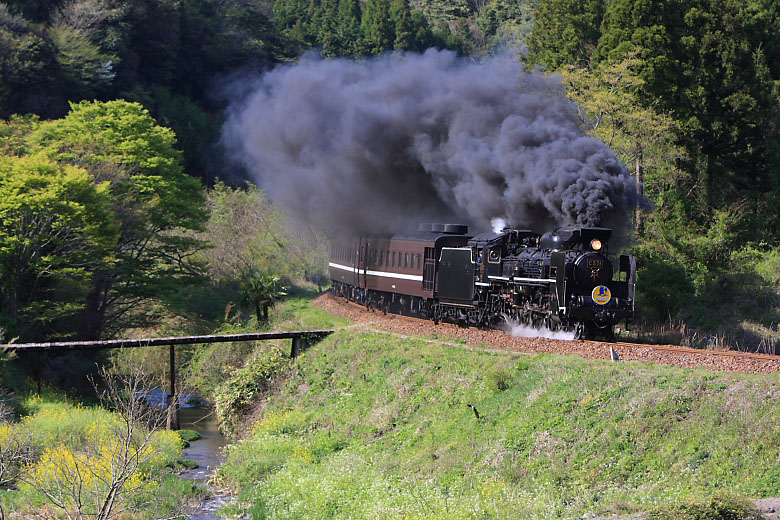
[488,247,501,263]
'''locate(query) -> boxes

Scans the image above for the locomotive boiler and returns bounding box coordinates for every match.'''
[329,224,636,339]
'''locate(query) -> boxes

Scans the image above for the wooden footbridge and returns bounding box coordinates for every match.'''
[1,330,334,429]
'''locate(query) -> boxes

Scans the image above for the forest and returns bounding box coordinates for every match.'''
[1,0,780,348]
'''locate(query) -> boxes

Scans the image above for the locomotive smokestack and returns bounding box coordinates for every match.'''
[222,50,639,233]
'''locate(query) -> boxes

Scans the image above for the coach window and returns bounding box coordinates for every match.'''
[392,251,396,267]
[416,253,421,269]
[404,253,409,268]
[379,251,384,267]
[386,251,390,266]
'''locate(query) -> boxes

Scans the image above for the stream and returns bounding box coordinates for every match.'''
[178,407,232,520]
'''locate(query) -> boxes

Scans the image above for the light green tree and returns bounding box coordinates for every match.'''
[0,154,116,337]
[28,100,207,338]
[561,56,681,234]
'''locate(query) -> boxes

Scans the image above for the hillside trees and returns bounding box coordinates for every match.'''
[596,0,780,223]
[527,0,780,233]
[273,0,445,56]
[526,0,780,330]
[561,56,681,234]
[0,0,285,179]
[528,0,780,232]
[0,100,206,340]
[525,0,606,68]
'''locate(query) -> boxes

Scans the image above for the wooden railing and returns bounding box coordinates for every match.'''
[1,330,335,429]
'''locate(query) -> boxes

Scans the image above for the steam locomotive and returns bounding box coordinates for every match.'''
[329,224,636,339]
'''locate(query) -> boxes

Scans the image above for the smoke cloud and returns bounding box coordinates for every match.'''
[222,49,638,233]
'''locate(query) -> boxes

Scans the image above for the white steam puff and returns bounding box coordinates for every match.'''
[502,318,576,341]
[491,218,507,233]
[223,49,638,233]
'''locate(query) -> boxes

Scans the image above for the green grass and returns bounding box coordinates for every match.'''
[267,288,350,331]
[216,329,780,519]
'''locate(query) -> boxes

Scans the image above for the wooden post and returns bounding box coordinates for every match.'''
[291,336,301,358]
[166,343,179,430]
[36,352,41,395]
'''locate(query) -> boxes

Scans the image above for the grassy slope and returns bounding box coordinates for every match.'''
[216,324,780,519]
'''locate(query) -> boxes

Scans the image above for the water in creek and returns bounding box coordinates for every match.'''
[178,407,232,520]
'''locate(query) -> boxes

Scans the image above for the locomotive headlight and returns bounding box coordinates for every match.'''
[590,239,603,251]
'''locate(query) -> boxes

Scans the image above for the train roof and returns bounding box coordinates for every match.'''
[332,223,472,243]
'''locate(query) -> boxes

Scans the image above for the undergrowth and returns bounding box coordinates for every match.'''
[0,394,202,517]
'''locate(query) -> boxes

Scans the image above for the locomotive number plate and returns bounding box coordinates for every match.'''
[592,285,611,305]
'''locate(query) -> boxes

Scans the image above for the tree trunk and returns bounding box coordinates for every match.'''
[705,153,716,210]
[83,274,109,340]
[635,148,644,235]
[263,302,269,321]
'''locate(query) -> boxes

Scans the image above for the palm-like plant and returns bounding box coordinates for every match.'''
[240,270,287,321]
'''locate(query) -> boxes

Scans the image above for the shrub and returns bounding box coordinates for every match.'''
[489,369,512,391]
[214,347,289,436]
[636,257,696,322]
[647,495,763,520]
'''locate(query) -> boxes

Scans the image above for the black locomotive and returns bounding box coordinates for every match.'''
[329,224,636,339]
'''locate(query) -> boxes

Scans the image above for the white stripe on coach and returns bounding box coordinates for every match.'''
[328,262,423,282]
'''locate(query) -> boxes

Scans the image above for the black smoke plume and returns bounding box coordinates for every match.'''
[222,49,638,233]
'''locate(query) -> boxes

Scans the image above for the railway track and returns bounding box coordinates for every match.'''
[317,293,780,374]
[609,341,780,362]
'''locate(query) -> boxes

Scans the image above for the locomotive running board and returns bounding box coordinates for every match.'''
[487,275,556,284]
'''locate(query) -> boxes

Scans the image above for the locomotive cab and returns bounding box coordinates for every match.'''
[469,229,540,282]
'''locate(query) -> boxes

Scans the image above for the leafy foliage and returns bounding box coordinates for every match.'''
[0,154,115,338]
[525,0,606,68]
[240,272,287,322]
[0,100,206,341]
[30,100,207,339]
